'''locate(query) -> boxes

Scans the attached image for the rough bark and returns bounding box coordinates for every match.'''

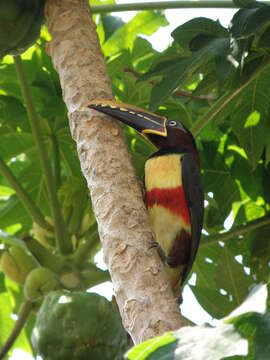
[45,0,184,343]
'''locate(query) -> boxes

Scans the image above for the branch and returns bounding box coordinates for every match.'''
[13,56,71,254]
[90,1,244,13]
[0,157,51,231]
[46,0,184,344]
[201,215,270,246]
[174,89,217,101]
[0,301,32,360]
[191,59,270,137]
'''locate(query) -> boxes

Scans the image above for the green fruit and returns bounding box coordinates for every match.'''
[0,0,45,58]
[10,245,38,272]
[32,291,127,360]
[1,251,25,284]
[24,267,59,301]
[31,218,55,248]
[0,245,37,284]
[0,0,20,21]
[59,272,81,289]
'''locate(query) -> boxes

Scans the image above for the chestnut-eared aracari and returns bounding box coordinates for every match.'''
[88,101,204,299]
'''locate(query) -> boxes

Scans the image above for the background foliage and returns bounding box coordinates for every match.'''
[0,0,270,358]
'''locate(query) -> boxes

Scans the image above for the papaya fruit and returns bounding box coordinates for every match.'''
[31,216,55,247]
[32,291,127,360]
[24,267,59,301]
[0,0,45,58]
[0,245,37,284]
[1,251,25,284]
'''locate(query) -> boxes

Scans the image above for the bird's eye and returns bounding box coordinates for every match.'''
[168,120,177,127]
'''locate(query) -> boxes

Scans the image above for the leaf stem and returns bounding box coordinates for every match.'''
[90,1,244,13]
[24,236,65,273]
[13,55,71,254]
[81,264,111,289]
[191,59,270,137]
[0,230,24,247]
[73,224,99,265]
[202,215,270,246]
[0,157,52,231]
[51,134,61,190]
[0,301,32,360]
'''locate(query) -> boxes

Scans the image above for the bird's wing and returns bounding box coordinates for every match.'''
[181,153,204,284]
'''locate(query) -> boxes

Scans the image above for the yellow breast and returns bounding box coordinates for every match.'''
[145,153,191,291]
[145,154,191,254]
[145,154,183,191]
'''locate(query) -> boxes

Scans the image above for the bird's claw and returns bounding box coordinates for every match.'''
[149,241,167,263]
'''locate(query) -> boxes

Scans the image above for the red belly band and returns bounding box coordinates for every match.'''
[146,186,190,225]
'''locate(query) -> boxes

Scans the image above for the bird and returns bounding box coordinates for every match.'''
[88,100,204,301]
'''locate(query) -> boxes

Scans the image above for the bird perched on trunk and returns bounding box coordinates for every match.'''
[88,100,204,301]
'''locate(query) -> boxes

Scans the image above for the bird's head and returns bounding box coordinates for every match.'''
[88,101,199,164]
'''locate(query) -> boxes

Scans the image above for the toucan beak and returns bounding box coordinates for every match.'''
[88,100,168,138]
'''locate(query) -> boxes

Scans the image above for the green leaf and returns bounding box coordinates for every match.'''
[201,142,240,219]
[191,285,236,319]
[107,50,132,78]
[229,311,260,345]
[0,132,34,161]
[0,293,32,355]
[127,324,247,359]
[233,0,256,7]
[225,284,269,359]
[231,5,270,38]
[0,95,30,131]
[150,55,205,110]
[190,244,234,318]
[0,195,32,230]
[214,62,270,169]
[0,157,51,230]
[192,244,253,319]
[174,324,247,359]
[228,150,263,202]
[227,310,270,360]
[258,28,270,49]
[126,332,176,360]
[204,205,225,232]
[172,17,228,50]
[131,37,157,73]
[103,11,168,56]
[101,14,124,42]
[150,34,233,109]
[193,243,222,288]
[249,227,270,281]
[0,185,14,197]
[215,247,252,308]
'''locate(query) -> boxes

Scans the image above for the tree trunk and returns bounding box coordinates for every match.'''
[45,0,184,343]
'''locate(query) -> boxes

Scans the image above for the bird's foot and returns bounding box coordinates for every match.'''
[149,241,167,263]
